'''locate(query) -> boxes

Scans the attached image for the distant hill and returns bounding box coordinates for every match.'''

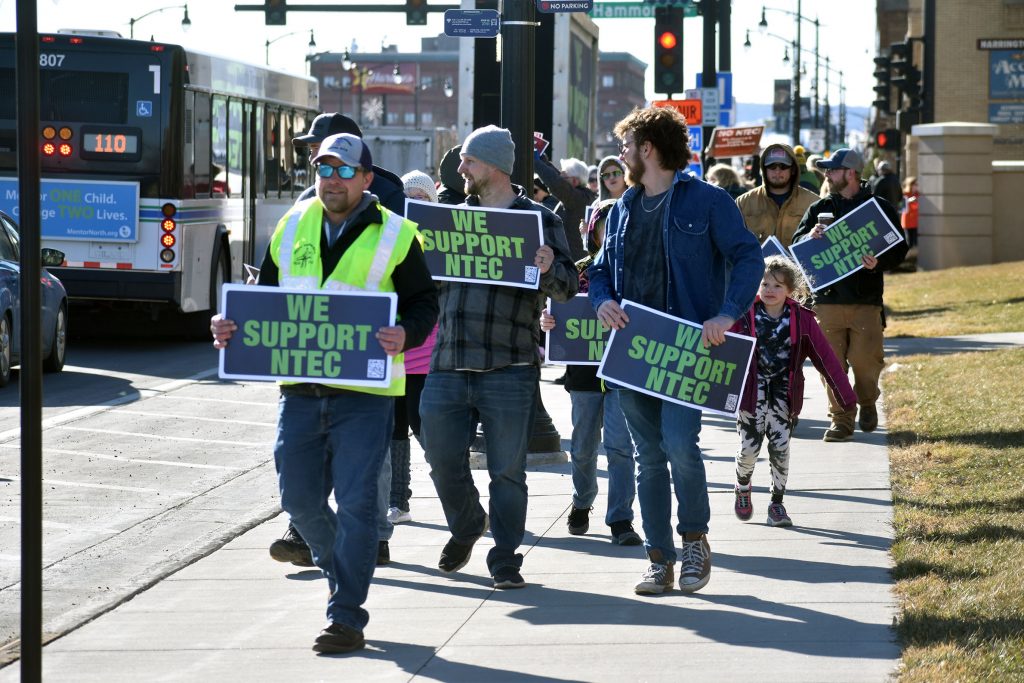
[735,102,871,136]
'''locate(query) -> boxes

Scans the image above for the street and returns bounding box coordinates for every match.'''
[0,335,281,663]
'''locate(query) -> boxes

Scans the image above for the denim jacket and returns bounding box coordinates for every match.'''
[587,170,763,325]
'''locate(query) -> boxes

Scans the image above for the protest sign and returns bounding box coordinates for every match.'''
[707,126,764,158]
[597,301,755,417]
[218,284,396,387]
[534,131,550,157]
[761,235,791,260]
[545,294,606,365]
[405,199,543,289]
[789,198,904,291]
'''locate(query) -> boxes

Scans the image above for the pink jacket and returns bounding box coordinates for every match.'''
[729,298,856,418]
[403,324,438,375]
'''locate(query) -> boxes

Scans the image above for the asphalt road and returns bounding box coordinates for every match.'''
[0,336,282,663]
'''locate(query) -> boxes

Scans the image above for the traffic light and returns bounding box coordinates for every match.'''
[874,128,900,151]
[406,0,428,25]
[653,6,684,95]
[872,55,891,113]
[264,0,286,25]
[893,64,923,110]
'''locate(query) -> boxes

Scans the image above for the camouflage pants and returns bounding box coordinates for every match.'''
[735,377,792,499]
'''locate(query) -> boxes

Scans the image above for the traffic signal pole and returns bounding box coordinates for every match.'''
[501,0,536,189]
[701,0,717,169]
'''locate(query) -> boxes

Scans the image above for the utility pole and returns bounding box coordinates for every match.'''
[501,0,535,188]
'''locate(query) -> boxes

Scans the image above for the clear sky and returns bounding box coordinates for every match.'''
[1,0,878,109]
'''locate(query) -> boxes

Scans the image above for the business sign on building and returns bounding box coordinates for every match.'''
[988,49,1024,100]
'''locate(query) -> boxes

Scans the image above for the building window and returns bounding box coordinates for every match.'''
[404,111,416,125]
[602,74,614,88]
[422,111,433,126]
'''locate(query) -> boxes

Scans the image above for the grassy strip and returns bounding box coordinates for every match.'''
[885,261,1024,337]
[884,348,1024,681]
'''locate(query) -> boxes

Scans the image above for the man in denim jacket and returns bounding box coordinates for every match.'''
[588,105,762,596]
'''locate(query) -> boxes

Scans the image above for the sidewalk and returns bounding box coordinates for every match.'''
[3,364,900,682]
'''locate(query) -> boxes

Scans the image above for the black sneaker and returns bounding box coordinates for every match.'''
[609,520,642,546]
[492,566,526,589]
[312,622,365,654]
[438,514,489,574]
[567,506,591,535]
[377,540,390,566]
[269,523,314,567]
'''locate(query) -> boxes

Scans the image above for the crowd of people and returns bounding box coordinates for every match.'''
[210,106,908,654]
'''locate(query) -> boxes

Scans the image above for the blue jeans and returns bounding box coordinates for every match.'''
[274,391,394,631]
[569,388,637,525]
[420,366,539,575]
[618,389,708,563]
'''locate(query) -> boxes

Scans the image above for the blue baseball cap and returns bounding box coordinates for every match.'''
[311,133,373,169]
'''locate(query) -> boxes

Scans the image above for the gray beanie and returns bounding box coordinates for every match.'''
[462,125,515,176]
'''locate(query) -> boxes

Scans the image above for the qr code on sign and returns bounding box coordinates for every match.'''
[724,394,739,412]
[367,359,386,379]
[883,231,899,245]
[524,266,539,285]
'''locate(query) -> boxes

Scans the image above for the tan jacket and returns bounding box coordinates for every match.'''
[735,185,819,248]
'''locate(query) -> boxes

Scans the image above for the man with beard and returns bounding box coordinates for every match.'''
[588,106,762,596]
[791,148,907,443]
[420,125,578,589]
[735,144,820,248]
[211,133,438,653]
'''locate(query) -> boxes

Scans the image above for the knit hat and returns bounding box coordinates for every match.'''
[462,125,515,176]
[401,170,438,203]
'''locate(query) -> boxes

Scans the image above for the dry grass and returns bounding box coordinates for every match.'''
[883,348,1024,681]
[885,261,1024,337]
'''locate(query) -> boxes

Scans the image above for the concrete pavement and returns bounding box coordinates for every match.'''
[1,362,901,682]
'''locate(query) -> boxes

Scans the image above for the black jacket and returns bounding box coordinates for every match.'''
[257,199,439,352]
[534,156,595,261]
[791,183,908,308]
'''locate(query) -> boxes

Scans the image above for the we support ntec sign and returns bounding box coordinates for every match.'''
[218,285,396,386]
[789,198,904,291]
[404,200,543,289]
[598,301,756,418]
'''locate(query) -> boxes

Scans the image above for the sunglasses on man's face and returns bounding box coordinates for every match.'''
[316,164,360,179]
[600,170,624,179]
[765,163,790,171]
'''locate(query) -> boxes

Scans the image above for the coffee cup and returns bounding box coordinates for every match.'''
[818,212,834,227]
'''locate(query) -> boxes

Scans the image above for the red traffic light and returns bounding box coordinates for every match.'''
[659,31,678,50]
[876,131,888,148]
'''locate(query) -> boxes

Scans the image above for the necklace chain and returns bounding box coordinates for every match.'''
[640,190,667,213]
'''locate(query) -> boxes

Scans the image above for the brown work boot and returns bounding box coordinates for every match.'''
[823,423,854,442]
[858,404,878,433]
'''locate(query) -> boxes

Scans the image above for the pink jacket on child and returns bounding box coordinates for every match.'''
[729,297,857,419]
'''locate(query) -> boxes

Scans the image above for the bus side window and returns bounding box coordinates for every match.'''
[211,95,229,197]
[264,108,281,196]
[227,98,244,199]
[182,91,195,199]
[194,93,212,198]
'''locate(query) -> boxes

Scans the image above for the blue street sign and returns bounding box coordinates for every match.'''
[537,0,594,13]
[688,125,703,177]
[443,9,500,38]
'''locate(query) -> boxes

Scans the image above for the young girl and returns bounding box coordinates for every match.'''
[730,256,857,527]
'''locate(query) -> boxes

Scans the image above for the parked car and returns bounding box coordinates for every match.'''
[0,210,68,386]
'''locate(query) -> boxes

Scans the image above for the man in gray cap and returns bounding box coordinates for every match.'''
[211,133,438,653]
[420,125,578,590]
[791,148,907,443]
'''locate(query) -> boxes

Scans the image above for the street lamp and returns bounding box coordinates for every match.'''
[128,4,191,40]
[265,29,316,66]
[757,4,823,136]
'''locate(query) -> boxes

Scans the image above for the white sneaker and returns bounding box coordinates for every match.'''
[387,507,412,524]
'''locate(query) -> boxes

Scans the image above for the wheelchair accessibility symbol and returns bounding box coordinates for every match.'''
[136,101,153,118]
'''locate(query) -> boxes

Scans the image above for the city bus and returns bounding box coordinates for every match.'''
[0,30,318,334]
